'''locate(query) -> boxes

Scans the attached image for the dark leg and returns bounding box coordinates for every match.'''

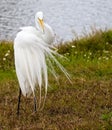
[34,96,37,112]
[17,88,22,115]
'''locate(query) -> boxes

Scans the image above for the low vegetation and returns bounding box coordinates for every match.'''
[0,29,112,130]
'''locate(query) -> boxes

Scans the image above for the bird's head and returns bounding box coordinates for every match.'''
[35,11,44,33]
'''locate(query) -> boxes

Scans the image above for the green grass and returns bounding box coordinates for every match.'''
[0,29,112,130]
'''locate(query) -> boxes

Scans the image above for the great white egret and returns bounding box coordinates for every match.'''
[14,11,70,115]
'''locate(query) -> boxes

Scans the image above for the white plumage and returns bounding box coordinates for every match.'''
[14,11,70,113]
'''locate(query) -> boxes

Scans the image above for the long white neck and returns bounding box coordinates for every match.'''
[42,23,54,44]
[35,17,54,44]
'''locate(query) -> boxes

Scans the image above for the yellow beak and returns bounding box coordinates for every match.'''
[38,19,44,32]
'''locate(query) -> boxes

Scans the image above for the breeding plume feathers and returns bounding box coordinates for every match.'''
[14,29,70,95]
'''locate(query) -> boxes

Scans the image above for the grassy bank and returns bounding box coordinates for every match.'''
[0,29,112,130]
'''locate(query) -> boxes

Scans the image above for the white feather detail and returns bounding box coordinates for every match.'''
[14,24,71,99]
